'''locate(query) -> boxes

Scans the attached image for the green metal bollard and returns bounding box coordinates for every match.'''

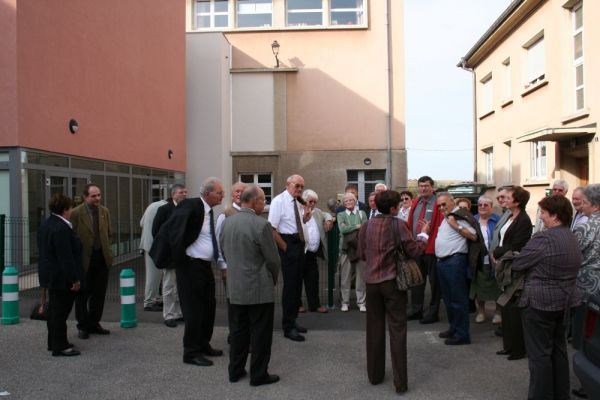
[119,268,137,328]
[1,266,20,325]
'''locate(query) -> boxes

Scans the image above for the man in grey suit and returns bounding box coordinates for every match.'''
[140,198,167,312]
[220,185,281,387]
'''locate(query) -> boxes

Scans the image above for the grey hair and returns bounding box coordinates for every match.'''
[553,179,569,192]
[436,191,454,201]
[240,184,262,203]
[573,186,585,194]
[200,177,222,194]
[375,183,387,191]
[342,192,356,202]
[478,195,493,205]
[583,184,600,207]
[302,189,318,202]
[170,183,186,195]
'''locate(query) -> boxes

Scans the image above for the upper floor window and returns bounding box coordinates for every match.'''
[530,141,547,179]
[482,147,494,183]
[196,0,230,29]
[572,2,584,110]
[287,0,323,27]
[237,0,272,28]
[502,58,511,101]
[480,73,493,114]
[330,0,364,26]
[524,33,545,87]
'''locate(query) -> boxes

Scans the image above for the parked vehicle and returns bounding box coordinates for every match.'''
[443,182,495,214]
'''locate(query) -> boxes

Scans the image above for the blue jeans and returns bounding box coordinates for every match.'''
[437,254,470,342]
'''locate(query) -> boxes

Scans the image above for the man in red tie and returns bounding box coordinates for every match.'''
[406,176,444,324]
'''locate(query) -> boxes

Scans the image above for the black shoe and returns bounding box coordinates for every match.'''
[89,325,110,335]
[507,353,525,360]
[164,319,177,328]
[396,387,408,395]
[202,346,223,357]
[438,330,453,339]
[250,374,280,387]
[175,317,185,322]
[284,329,305,342]
[572,388,588,399]
[229,369,247,383]
[419,316,439,324]
[144,303,162,312]
[295,324,308,333]
[496,349,510,355]
[407,312,423,321]
[52,348,81,357]
[183,356,213,367]
[444,337,471,346]
[494,326,503,337]
[78,330,90,340]
[48,342,74,351]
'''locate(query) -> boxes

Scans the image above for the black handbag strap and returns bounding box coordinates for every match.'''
[391,217,406,259]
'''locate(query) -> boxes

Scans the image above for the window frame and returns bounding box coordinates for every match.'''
[286,0,324,27]
[482,147,494,184]
[195,0,230,30]
[238,172,273,204]
[523,32,545,87]
[330,0,365,26]
[572,2,584,111]
[236,0,273,28]
[530,141,547,180]
[346,169,386,203]
[480,73,493,115]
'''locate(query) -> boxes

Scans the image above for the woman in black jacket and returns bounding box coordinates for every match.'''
[491,185,532,360]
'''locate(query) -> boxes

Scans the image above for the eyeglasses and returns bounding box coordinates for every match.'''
[401,197,411,201]
[478,203,490,207]
[496,196,505,200]
[437,203,447,209]
[294,183,304,189]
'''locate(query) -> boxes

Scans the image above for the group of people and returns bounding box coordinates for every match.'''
[37,174,600,397]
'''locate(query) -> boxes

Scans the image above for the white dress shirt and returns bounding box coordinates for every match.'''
[305,215,320,252]
[435,208,476,258]
[186,197,226,269]
[53,213,73,229]
[268,190,305,234]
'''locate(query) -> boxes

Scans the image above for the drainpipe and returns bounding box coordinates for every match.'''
[384,0,393,188]
[459,58,478,182]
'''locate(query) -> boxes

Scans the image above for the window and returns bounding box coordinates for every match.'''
[502,58,511,101]
[504,141,512,183]
[346,169,386,203]
[239,173,273,204]
[525,33,545,86]
[480,73,493,114]
[482,148,494,183]
[573,3,584,110]
[330,0,364,26]
[287,0,323,27]
[195,0,229,29]
[237,0,272,28]
[530,141,547,179]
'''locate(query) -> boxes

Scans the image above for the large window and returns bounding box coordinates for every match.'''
[573,3,584,110]
[525,34,545,86]
[237,0,272,28]
[195,0,229,29]
[346,169,386,203]
[482,147,494,183]
[330,0,364,26]
[530,141,547,179]
[287,0,323,27]
[480,73,493,114]
[239,173,273,204]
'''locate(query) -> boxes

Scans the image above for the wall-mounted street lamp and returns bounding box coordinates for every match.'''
[271,40,280,68]
[68,119,79,134]
[168,149,174,159]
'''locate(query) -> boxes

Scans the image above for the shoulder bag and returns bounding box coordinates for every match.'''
[392,218,424,291]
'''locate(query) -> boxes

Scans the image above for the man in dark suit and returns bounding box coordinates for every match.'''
[70,183,113,339]
[220,185,281,386]
[151,177,225,367]
[38,193,84,356]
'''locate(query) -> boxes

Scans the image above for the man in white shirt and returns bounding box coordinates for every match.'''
[268,174,310,342]
[435,192,477,346]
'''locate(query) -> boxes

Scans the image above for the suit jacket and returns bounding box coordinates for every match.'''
[490,209,511,252]
[492,210,532,259]
[70,203,113,270]
[139,200,167,252]
[310,208,330,261]
[37,215,84,289]
[220,208,281,305]
[150,198,205,268]
[152,200,175,238]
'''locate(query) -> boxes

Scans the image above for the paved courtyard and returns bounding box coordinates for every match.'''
[1,299,581,400]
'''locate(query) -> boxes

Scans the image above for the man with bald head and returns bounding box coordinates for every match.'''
[268,174,311,342]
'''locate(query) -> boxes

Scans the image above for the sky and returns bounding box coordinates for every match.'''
[405,0,512,181]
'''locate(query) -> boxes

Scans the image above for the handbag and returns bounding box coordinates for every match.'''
[392,219,424,291]
[30,287,48,321]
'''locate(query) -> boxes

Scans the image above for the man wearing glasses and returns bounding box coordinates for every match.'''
[269,175,311,342]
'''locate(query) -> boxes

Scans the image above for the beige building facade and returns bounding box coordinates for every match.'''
[186,0,405,204]
[460,0,598,217]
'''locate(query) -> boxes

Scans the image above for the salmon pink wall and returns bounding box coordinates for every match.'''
[9,0,186,171]
[0,0,18,145]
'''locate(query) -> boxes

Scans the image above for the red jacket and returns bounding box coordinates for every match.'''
[406,195,444,255]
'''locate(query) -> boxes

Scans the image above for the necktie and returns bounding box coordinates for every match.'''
[91,206,101,250]
[371,209,375,218]
[209,209,219,263]
[293,199,305,242]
